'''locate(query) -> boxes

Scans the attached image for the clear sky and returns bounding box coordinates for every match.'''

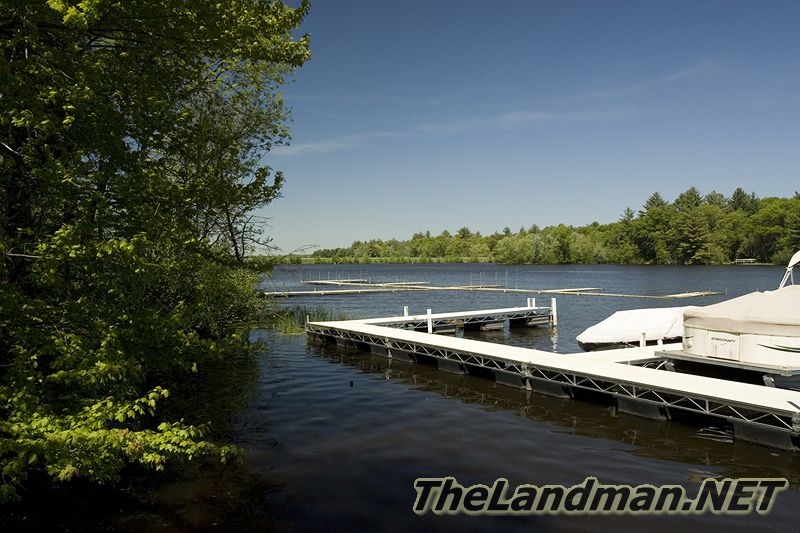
[263,0,800,253]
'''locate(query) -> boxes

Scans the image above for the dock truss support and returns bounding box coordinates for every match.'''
[306,310,800,450]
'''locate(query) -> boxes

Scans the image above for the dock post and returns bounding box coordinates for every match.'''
[640,332,646,348]
[550,298,558,326]
[403,306,409,316]
[531,298,536,308]
[427,308,433,334]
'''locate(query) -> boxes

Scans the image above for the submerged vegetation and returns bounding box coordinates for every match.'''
[309,188,800,266]
[268,306,352,335]
[0,1,309,501]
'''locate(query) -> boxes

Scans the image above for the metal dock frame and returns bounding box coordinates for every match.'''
[307,310,800,450]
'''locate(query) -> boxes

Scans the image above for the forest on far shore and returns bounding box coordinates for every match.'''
[307,188,800,265]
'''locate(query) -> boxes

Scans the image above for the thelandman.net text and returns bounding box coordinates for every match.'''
[412,476,788,516]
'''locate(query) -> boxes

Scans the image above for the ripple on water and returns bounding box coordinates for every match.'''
[228,330,800,531]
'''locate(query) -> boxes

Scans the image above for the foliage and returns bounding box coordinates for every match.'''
[267,305,352,335]
[310,188,800,265]
[0,0,309,501]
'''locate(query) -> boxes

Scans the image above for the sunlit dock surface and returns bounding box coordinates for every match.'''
[362,302,555,331]
[306,305,800,450]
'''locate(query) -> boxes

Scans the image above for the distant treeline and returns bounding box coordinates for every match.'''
[306,188,800,265]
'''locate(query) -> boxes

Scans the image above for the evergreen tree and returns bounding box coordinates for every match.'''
[704,191,728,207]
[641,191,667,214]
[674,187,703,211]
[729,188,760,214]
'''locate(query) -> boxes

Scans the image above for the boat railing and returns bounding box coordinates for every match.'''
[778,250,800,289]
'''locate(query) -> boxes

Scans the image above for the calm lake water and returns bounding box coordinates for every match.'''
[236,263,799,531]
[8,263,800,531]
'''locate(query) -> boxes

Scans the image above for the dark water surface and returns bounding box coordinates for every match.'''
[240,264,799,531]
[8,264,800,531]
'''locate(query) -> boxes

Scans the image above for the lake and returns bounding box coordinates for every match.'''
[264,262,785,353]
[9,263,799,531]
[231,263,798,531]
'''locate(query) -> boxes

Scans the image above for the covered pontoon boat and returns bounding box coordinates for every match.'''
[682,285,800,368]
[668,249,800,388]
[577,250,800,389]
[576,306,696,351]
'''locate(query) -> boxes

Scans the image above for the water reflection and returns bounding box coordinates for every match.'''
[253,264,798,530]
[309,341,800,490]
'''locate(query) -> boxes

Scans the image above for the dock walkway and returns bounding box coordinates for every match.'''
[307,305,800,450]
[364,303,554,332]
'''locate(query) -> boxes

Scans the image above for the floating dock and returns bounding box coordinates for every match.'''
[306,280,431,287]
[306,303,800,450]
[364,299,555,333]
[265,279,723,299]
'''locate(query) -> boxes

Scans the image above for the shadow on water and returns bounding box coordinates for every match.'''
[234,264,800,531]
[233,330,800,532]
[1,342,290,532]
[4,259,799,531]
[309,341,800,488]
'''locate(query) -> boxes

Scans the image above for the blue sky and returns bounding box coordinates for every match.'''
[264,0,800,253]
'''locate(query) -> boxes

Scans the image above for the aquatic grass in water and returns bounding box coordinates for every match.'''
[268,305,352,335]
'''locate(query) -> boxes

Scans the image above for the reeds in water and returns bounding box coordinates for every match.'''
[268,305,351,335]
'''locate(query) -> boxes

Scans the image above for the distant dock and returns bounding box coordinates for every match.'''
[264,278,723,300]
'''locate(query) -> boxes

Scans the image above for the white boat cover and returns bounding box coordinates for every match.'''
[683,285,800,337]
[577,306,697,345]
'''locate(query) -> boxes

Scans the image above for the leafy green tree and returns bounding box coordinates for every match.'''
[552,224,573,263]
[310,189,795,268]
[742,198,789,261]
[468,239,491,259]
[430,231,451,257]
[456,227,473,240]
[697,203,731,263]
[446,237,470,257]
[572,229,607,263]
[784,208,800,251]
[633,202,676,263]
[714,210,749,261]
[605,210,639,263]
[493,235,531,264]
[1,0,309,501]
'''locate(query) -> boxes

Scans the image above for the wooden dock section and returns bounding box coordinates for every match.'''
[306,280,431,287]
[264,288,411,297]
[306,306,800,450]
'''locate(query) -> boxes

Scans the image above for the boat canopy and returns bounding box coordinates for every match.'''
[683,285,800,337]
[576,306,695,345]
